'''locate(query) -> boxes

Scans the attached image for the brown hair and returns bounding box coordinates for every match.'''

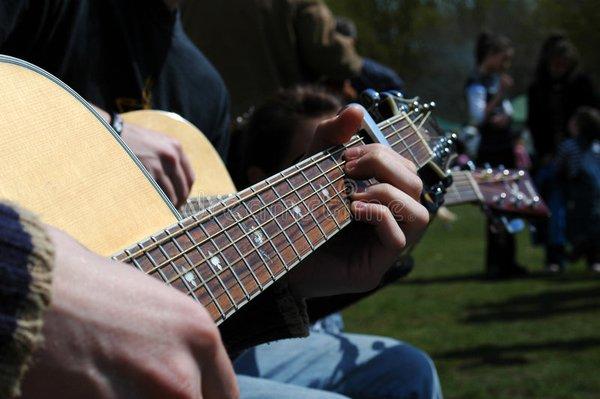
[535,33,580,81]
[229,86,342,188]
[475,31,512,66]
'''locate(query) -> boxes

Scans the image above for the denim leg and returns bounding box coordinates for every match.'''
[237,375,349,399]
[234,331,442,399]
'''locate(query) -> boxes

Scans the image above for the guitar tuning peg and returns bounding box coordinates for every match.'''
[384,90,404,99]
[360,89,381,108]
[518,170,526,177]
[429,101,436,109]
[495,192,507,205]
[502,169,510,176]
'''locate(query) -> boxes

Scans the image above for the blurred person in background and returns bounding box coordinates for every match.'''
[231,85,443,399]
[334,16,405,100]
[528,34,599,272]
[555,107,600,273]
[465,32,526,278]
[181,0,364,118]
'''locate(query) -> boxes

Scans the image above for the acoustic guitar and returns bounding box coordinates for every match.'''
[0,55,451,325]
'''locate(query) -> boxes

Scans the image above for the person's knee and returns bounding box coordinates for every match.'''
[376,343,441,398]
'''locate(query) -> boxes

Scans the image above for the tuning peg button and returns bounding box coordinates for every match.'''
[360,89,381,108]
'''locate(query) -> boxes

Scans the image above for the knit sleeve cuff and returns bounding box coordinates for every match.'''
[219,281,309,355]
[0,203,55,398]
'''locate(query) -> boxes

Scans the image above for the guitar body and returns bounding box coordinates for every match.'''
[121,110,236,198]
[0,55,179,256]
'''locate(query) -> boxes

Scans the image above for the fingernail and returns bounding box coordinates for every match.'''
[354,201,366,210]
[355,185,368,194]
[344,146,362,160]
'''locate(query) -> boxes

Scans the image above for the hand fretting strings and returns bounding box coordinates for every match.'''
[113,110,434,324]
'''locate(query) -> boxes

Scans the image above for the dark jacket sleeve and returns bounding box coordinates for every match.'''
[218,281,309,356]
[0,202,54,398]
[293,0,363,79]
[0,0,29,46]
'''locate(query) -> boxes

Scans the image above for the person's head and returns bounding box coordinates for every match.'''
[232,86,342,188]
[569,107,600,147]
[335,16,358,44]
[475,31,513,73]
[536,34,579,80]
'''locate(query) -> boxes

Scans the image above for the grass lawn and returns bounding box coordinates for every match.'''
[343,205,600,399]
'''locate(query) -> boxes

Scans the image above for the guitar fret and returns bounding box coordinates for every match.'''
[198,211,246,312]
[225,207,264,294]
[235,199,269,289]
[126,248,144,272]
[269,174,303,262]
[210,211,252,302]
[251,188,292,274]
[298,166,334,240]
[166,234,202,303]
[133,244,170,286]
[274,181,315,254]
[315,161,348,232]
[239,198,277,283]
[196,222,237,313]
[181,228,227,320]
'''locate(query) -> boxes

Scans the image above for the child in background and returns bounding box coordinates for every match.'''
[556,107,600,272]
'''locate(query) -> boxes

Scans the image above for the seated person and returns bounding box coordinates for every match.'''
[2,105,431,398]
[231,86,442,399]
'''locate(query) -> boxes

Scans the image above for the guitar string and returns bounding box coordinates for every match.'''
[171,176,352,309]
[116,135,364,262]
[133,121,434,278]
[136,117,436,290]
[150,170,353,310]
[128,111,437,310]
[152,156,355,282]
[118,112,430,265]
[180,114,428,216]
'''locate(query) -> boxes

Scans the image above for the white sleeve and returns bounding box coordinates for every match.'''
[465,84,487,126]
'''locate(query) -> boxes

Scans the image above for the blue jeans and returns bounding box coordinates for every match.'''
[235,330,443,399]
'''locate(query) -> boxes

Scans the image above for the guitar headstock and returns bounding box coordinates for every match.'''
[360,89,456,212]
[473,167,550,219]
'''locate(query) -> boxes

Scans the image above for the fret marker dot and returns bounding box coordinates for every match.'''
[184,272,197,287]
[293,206,302,217]
[210,256,222,271]
[253,231,264,245]
[259,248,270,262]
[321,188,330,198]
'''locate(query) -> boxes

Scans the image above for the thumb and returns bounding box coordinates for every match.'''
[308,104,364,154]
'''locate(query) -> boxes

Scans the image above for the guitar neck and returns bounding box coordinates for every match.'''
[444,170,481,206]
[113,111,434,325]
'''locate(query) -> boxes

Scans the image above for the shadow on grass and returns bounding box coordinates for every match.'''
[464,287,600,323]
[401,271,599,285]
[434,337,600,369]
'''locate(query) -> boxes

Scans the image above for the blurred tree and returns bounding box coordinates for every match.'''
[326,0,599,123]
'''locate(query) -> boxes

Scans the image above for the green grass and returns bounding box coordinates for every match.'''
[343,205,600,399]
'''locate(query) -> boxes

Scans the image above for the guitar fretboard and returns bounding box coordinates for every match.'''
[444,171,481,206]
[113,110,434,325]
[114,140,362,324]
